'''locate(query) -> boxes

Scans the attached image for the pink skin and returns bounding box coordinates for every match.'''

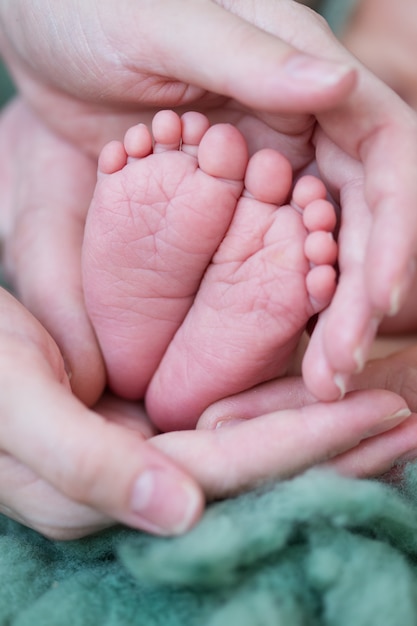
[198,331,417,481]
[1,2,417,407]
[0,282,413,541]
[82,110,337,430]
[0,99,104,405]
[342,0,417,111]
[0,1,416,540]
[301,133,417,400]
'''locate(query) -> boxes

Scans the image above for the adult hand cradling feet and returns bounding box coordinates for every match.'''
[1,0,417,403]
[0,286,413,539]
[1,0,417,538]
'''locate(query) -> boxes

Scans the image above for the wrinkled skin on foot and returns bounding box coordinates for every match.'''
[83,110,338,428]
[1,0,417,402]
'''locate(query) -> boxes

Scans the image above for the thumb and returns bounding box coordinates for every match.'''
[0,291,204,536]
[148,0,356,111]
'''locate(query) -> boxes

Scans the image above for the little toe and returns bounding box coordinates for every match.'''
[305,231,338,266]
[97,140,128,176]
[244,149,293,205]
[152,110,182,153]
[306,264,337,311]
[181,112,210,157]
[197,123,249,181]
[124,123,153,160]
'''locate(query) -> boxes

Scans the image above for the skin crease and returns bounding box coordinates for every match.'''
[0,0,417,539]
[1,1,417,404]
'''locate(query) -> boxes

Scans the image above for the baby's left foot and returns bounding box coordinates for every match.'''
[147,158,338,430]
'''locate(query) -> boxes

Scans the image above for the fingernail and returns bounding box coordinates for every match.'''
[396,448,417,464]
[389,259,416,316]
[333,373,348,399]
[353,316,381,373]
[131,469,202,535]
[364,408,411,438]
[285,54,354,86]
[389,284,402,317]
[353,346,365,373]
[215,417,247,429]
[62,355,72,381]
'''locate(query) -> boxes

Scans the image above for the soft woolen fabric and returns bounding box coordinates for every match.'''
[2,464,417,625]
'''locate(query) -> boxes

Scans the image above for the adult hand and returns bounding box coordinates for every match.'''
[0,287,204,539]
[0,286,412,540]
[1,0,416,402]
[1,0,417,402]
[0,99,102,405]
[0,0,355,156]
[197,374,417,485]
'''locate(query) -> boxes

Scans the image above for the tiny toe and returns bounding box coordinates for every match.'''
[198,123,249,181]
[292,175,327,209]
[124,123,153,159]
[307,265,337,311]
[181,112,210,157]
[152,110,182,153]
[303,198,337,232]
[305,231,338,266]
[244,149,293,205]
[97,140,127,175]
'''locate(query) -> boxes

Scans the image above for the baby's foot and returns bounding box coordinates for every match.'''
[146,158,338,430]
[82,110,249,398]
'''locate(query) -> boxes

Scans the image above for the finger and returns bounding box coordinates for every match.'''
[5,102,105,405]
[326,415,417,478]
[361,113,417,315]
[0,394,160,540]
[0,452,113,540]
[198,377,316,430]
[0,293,204,536]
[350,344,417,413]
[121,0,356,111]
[94,393,158,439]
[317,75,417,318]
[153,390,410,498]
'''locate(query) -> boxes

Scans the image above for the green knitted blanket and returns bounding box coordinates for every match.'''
[3,464,417,625]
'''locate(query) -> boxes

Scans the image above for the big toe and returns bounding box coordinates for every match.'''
[197,124,249,181]
[244,149,293,205]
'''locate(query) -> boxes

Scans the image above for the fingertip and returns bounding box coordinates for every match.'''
[128,467,204,535]
[284,53,356,89]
